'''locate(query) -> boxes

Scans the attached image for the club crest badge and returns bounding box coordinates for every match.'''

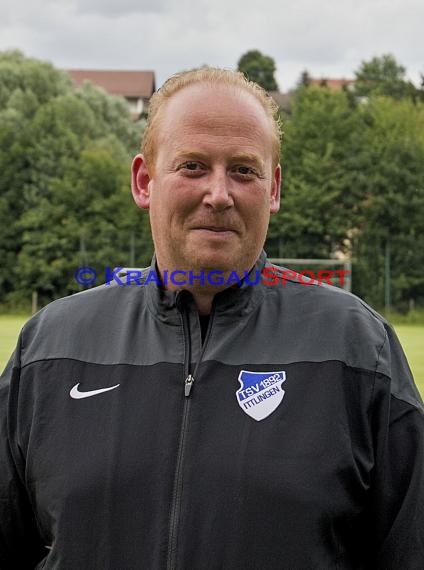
[236,370,286,421]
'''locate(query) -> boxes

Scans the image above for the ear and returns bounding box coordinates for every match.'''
[270,164,281,214]
[131,154,152,210]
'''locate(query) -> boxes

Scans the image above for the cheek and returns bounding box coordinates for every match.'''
[152,179,198,215]
[238,191,271,222]
[149,193,192,237]
[149,186,176,220]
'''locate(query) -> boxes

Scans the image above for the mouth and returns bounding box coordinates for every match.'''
[192,226,238,234]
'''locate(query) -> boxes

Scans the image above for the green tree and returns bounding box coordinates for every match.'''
[0,50,150,308]
[267,86,364,259]
[354,54,418,101]
[0,50,72,304]
[352,96,424,308]
[296,70,311,89]
[266,81,424,310]
[237,50,279,91]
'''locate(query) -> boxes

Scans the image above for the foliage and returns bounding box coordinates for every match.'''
[354,54,420,101]
[352,96,424,308]
[1,50,423,311]
[0,50,150,306]
[267,86,365,258]
[266,55,424,309]
[237,49,279,91]
[296,70,312,89]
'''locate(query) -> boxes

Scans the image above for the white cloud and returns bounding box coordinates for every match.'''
[72,0,169,16]
[0,0,422,92]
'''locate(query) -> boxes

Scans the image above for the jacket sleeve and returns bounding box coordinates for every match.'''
[0,339,47,569]
[369,324,424,569]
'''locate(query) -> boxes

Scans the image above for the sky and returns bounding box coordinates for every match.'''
[0,0,422,92]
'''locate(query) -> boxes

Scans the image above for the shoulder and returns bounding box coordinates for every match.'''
[261,263,423,410]
[262,262,387,339]
[20,279,148,367]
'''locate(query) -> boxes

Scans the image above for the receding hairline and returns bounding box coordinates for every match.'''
[141,67,282,169]
[154,83,276,148]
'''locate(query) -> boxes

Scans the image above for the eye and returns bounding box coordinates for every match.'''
[183,161,201,171]
[236,166,255,175]
[231,165,258,179]
[178,161,206,173]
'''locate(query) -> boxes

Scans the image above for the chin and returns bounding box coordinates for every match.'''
[188,252,237,272]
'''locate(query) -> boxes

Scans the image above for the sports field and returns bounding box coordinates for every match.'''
[0,315,423,397]
[395,325,424,396]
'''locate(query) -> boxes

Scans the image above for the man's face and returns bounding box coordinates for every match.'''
[131,84,281,277]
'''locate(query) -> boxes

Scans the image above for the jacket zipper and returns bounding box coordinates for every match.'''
[184,374,194,397]
[184,308,215,398]
[166,301,214,570]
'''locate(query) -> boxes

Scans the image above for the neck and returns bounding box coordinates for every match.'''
[189,288,216,315]
[174,280,230,315]
[155,261,240,315]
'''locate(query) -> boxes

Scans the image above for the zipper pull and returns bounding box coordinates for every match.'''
[185,374,194,397]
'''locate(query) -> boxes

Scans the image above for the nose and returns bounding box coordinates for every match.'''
[202,168,234,211]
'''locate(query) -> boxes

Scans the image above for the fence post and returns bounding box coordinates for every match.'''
[31,291,38,315]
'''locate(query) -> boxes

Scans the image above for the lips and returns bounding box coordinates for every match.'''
[192,225,238,233]
[198,227,234,232]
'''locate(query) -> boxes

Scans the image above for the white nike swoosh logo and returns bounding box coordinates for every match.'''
[70,382,120,399]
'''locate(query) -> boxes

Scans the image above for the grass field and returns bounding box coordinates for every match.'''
[0,315,28,371]
[394,325,424,396]
[1,315,423,397]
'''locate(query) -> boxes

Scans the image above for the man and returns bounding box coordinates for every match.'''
[0,68,423,569]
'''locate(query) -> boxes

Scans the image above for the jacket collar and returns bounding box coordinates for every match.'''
[145,251,268,323]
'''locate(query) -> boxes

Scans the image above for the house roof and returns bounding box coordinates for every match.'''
[309,78,355,91]
[66,69,156,99]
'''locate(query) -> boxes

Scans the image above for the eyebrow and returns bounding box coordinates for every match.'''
[230,153,265,170]
[172,150,209,165]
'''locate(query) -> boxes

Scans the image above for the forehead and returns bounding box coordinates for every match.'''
[157,84,274,152]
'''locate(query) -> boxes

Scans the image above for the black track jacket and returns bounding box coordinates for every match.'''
[1,253,423,569]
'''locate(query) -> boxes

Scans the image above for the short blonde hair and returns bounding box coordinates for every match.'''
[141,67,282,169]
